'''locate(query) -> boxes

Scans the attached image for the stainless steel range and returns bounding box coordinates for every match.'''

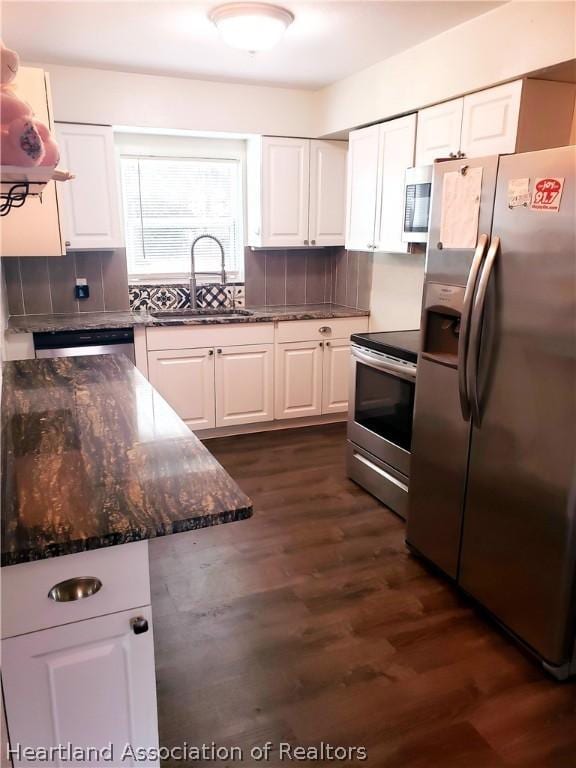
[347,330,420,519]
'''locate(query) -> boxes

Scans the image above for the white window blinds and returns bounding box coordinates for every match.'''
[120,156,243,279]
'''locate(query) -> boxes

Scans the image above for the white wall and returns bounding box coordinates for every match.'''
[41,64,318,138]
[318,1,576,137]
[368,251,425,332]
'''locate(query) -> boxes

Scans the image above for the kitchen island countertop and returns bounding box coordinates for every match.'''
[1,355,253,566]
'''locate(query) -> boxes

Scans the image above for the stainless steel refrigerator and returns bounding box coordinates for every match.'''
[407,146,576,679]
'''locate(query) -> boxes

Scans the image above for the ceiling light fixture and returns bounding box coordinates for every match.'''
[209,3,294,53]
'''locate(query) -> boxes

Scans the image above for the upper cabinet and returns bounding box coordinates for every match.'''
[56,123,124,250]
[415,98,463,165]
[346,114,416,253]
[345,125,379,252]
[247,136,347,248]
[416,80,576,165]
[309,140,348,247]
[1,67,65,258]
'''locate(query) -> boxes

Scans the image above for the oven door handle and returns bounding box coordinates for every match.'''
[351,347,416,381]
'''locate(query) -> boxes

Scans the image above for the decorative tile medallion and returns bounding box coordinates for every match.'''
[129,283,245,312]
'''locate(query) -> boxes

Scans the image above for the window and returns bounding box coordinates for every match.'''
[120,155,243,281]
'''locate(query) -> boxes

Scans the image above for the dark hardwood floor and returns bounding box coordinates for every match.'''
[149,424,576,767]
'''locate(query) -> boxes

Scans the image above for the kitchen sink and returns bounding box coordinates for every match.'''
[150,308,254,320]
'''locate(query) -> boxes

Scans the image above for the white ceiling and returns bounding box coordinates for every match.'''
[2,1,503,90]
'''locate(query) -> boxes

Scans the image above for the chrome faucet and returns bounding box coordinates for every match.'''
[189,234,227,309]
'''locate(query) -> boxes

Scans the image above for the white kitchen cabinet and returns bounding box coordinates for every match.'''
[250,136,310,247]
[275,340,323,419]
[308,140,348,246]
[247,136,347,248]
[416,80,576,164]
[1,67,65,258]
[56,123,124,250]
[346,116,415,253]
[375,115,417,253]
[148,347,216,430]
[215,344,273,427]
[345,125,380,252]
[2,606,158,767]
[322,339,351,415]
[415,97,464,165]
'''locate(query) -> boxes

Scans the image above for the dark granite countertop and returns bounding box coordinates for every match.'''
[7,304,369,333]
[1,355,253,566]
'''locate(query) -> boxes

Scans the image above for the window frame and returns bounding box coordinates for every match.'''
[118,143,245,284]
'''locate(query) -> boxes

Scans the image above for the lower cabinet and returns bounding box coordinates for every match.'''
[215,344,274,427]
[148,344,274,430]
[322,339,352,414]
[148,347,216,430]
[275,340,323,419]
[2,606,158,768]
[275,338,351,420]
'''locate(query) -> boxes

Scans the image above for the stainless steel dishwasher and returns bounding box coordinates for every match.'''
[33,328,135,363]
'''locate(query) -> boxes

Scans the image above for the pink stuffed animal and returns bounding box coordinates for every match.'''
[1,40,59,169]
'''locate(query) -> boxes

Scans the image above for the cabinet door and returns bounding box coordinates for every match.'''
[374,115,416,254]
[415,98,464,165]
[2,606,159,767]
[56,123,124,250]
[1,68,64,258]
[148,348,215,430]
[216,344,273,427]
[345,125,380,251]
[460,80,523,158]
[275,340,323,420]
[261,137,310,247]
[322,339,352,415]
[309,140,347,246]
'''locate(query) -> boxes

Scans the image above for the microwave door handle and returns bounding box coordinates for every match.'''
[352,347,416,381]
[458,233,489,421]
[467,235,500,426]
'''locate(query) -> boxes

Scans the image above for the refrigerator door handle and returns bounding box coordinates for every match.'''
[467,235,501,426]
[458,233,489,421]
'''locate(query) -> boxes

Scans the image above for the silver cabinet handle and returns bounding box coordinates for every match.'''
[319,326,331,334]
[48,576,102,602]
[311,239,316,245]
[467,235,500,426]
[65,240,71,247]
[458,234,488,421]
[304,239,309,245]
[366,242,372,250]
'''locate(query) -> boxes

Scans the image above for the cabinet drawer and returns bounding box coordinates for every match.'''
[146,323,274,351]
[276,317,368,343]
[1,541,150,639]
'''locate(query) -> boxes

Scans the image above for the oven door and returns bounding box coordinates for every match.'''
[348,345,416,476]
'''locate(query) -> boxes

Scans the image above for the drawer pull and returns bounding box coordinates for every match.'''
[319,326,331,334]
[131,616,149,635]
[48,576,102,603]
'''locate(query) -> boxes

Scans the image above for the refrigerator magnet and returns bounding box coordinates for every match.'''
[530,177,565,212]
[507,178,531,209]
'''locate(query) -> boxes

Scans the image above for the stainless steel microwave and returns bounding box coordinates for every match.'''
[402,165,433,243]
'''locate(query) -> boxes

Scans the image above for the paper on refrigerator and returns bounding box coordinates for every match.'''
[439,167,483,248]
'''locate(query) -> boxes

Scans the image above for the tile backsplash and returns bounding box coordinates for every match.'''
[129,282,245,311]
[244,246,372,310]
[2,249,130,316]
[3,245,373,317]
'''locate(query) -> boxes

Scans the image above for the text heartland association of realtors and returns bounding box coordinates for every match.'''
[7,742,369,762]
